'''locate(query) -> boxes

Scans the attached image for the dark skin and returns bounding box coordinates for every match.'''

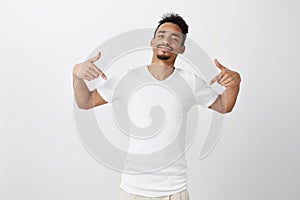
[73,22,241,113]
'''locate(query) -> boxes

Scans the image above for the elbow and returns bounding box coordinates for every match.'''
[218,110,228,114]
[74,94,95,110]
[76,101,93,110]
[224,106,234,114]
[77,104,92,110]
[216,106,233,114]
[225,109,232,114]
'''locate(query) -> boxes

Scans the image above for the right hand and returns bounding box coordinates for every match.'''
[73,52,107,81]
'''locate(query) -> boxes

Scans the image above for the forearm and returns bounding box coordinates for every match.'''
[73,74,92,109]
[220,85,240,113]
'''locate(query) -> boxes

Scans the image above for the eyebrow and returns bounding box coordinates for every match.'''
[170,33,180,38]
[156,30,181,38]
[157,30,166,34]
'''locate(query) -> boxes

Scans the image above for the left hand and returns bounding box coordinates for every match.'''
[209,59,241,88]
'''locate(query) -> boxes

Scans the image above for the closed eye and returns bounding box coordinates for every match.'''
[157,34,164,38]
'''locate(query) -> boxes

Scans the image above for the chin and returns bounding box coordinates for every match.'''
[157,54,171,60]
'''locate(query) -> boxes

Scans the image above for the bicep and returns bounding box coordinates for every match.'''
[91,89,108,107]
[208,94,226,114]
[208,95,220,109]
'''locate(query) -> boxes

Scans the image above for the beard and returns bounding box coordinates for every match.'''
[157,54,171,60]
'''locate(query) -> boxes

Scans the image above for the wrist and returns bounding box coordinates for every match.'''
[227,84,240,91]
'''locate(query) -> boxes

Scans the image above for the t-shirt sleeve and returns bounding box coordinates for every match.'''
[96,68,129,103]
[194,74,219,108]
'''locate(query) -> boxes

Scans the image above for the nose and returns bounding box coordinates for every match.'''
[162,35,172,45]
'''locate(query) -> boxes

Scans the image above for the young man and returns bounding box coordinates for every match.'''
[73,13,241,200]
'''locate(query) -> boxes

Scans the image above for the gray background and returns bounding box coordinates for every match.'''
[1,0,299,199]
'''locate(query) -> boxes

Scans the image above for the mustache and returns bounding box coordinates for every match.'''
[156,44,174,51]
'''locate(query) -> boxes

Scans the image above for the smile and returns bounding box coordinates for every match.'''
[157,44,173,52]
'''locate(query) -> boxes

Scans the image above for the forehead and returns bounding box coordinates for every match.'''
[156,22,183,35]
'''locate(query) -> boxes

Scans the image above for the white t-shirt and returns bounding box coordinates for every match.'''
[97,65,219,197]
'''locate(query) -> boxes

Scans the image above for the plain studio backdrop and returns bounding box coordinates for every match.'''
[0,0,299,200]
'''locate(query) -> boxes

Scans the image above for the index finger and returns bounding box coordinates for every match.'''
[92,66,107,80]
[209,70,226,85]
[209,74,221,85]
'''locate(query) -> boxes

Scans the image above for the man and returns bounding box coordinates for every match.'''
[73,13,241,200]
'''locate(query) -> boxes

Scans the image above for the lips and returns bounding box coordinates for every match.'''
[157,44,173,52]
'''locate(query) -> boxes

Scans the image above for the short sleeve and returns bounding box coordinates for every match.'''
[97,68,130,103]
[194,74,219,108]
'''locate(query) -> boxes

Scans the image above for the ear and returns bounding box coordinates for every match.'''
[150,38,155,47]
[179,45,185,54]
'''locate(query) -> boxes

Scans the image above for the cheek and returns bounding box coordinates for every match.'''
[151,39,159,47]
[172,45,182,53]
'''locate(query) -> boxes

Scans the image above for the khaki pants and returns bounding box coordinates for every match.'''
[118,189,189,200]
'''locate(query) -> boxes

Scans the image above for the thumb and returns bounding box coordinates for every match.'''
[89,52,101,63]
[214,58,226,70]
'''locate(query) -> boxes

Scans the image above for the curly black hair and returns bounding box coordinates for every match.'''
[154,13,189,45]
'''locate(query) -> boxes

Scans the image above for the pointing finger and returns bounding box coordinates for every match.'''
[100,72,107,80]
[87,61,107,80]
[209,74,221,85]
[91,66,107,80]
[209,69,226,85]
[92,66,106,78]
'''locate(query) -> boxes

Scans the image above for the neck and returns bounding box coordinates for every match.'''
[151,56,176,68]
[148,55,176,80]
[147,63,175,81]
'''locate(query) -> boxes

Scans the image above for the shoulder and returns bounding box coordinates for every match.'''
[176,67,200,81]
[176,67,194,79]
[175,67,209,89]
[126,65,146,74]
[174,67,195,90]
